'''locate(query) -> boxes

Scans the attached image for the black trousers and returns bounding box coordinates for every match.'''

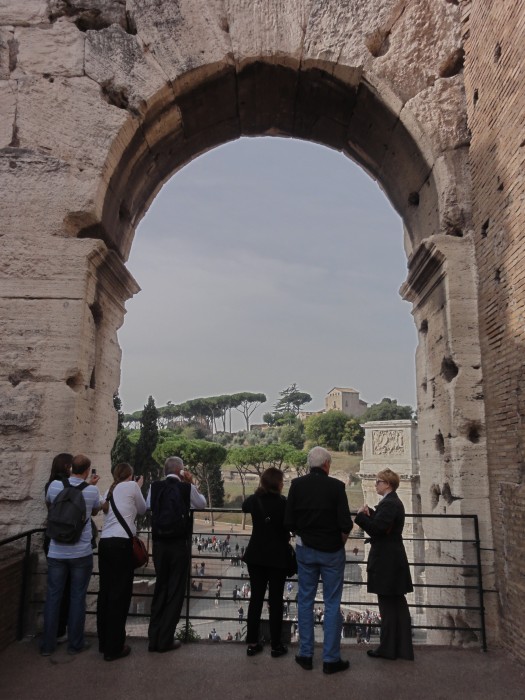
[376,594,414,660]
[246,564,287,647]
[148,538,189,651]
[97,537,133,657]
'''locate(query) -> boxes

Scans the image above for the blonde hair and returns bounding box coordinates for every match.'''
[377,468,400,491]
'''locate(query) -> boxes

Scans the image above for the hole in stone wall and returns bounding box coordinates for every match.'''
[365,29,390,58]
[420,319,428,334]
[438,48,464,78]
[494,43,502,62]
[446,226,463,237]
[421,380,428,392]
[465,420,482,443]
[8,369,34,387]
[435,430,445,454]
[441,482,462,505]
[90,367,96,389]
[481,219,489,237]
[441,356,459,382]
[89,301,103,327]
[430,483,441,509]
[473,89,479,104]
[408,191,419,206]
[101,81,130,111]
[497,181,504,191]
[125,11,137,35]
[495,268,501,282]
[66,372,84,393]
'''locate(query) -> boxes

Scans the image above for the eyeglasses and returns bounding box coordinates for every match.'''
[375,479,387,485]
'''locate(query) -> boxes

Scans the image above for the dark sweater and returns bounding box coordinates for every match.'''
[284,468,353,552]
[242,492,290,569]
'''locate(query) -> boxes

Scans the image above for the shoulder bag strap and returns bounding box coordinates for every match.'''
[108,492,133,540]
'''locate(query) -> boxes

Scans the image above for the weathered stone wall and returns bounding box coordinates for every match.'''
[0,0,517,654]
[463,0,525,663]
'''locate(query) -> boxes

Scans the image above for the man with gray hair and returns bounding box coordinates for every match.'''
[285,446,353,674]
[146,456,206,652]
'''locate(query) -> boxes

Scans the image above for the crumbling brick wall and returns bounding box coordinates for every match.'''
[464,0,525,663]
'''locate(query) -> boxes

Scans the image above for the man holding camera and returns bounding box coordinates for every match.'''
[146,456,206,652]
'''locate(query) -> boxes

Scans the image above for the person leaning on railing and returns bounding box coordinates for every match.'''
[97,462,146,662]
[354,468,414,661]
[241,467,290,659]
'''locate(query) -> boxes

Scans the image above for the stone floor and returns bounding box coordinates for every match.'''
[2,637,524,700]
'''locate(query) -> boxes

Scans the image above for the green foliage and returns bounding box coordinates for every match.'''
[279,422,305,450]
[175,620,201,643]
[361,397,414,422]
[341,417,365,450]
[111,430,135,470]
[134,396,161,487]
[231,392,267,431]
[153,437,227,509]
[113,393,125,432]
[274,383,312,416]
[304,410,349,450]
[339,439,358,454]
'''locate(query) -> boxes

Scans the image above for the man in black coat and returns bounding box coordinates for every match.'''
[355,468,414,660]
[285,446,353,674]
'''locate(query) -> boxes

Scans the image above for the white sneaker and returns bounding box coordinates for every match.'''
[57,634,68,644]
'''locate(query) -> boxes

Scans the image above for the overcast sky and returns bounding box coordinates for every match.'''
[118,137,417,430]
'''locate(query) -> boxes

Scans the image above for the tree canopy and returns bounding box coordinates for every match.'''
[361,397,414,422]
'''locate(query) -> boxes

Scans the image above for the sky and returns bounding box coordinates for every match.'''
[118,137,417,430]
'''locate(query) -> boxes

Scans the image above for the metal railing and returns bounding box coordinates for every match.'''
[0,510,487,651]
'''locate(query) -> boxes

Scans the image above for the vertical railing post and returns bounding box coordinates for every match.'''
[472,515,487,651]
[17,532,33,640]
[184,510,195,642]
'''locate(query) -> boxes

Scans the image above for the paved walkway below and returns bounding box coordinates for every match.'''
[2,637,524,700]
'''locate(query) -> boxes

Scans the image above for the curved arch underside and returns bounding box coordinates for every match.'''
[91,62,438,261]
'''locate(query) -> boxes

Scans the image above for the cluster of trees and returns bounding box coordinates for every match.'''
[123,392,267,434]
[111,392,415,520]
[303,398,414,452]
[263,383,312,426]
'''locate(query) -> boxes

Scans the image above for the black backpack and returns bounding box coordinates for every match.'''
[151,479,189,540]
[46,478,88,544]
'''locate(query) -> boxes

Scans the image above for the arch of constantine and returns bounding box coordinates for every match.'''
[0,1,524,661]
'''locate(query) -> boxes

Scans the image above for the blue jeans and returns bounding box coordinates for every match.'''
[296,544,346,662]
[42,555,93,654]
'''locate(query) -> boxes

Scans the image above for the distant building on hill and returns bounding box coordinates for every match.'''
[324,387,368,417]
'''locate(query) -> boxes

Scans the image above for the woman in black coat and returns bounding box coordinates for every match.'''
[354,468,414,660]
[242,467,290,658]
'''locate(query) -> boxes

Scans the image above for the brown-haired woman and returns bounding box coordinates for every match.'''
[44,453,74,643]
[97,463,146,661]
[242,467,290,658]
[354,468,414,660]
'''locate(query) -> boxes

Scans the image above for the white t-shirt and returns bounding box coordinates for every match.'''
[101,480,147,539]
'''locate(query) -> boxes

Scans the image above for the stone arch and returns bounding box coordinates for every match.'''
[0,0,495,644]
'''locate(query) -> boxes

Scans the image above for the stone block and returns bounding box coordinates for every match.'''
[0,0,47,25]
[15,19,85,77]
[0,79,15,147]
[85,25,168,117]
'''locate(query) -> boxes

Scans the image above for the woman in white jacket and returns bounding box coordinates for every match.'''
[97,462,146,661]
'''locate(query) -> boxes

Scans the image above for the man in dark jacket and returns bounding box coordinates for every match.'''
[285,446,353,674]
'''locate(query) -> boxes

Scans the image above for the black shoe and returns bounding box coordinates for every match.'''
[367,649,395,659]
[247,643,263,656]
[104,644,131,662]
[271,644,288,658]
[323,659,350,674]
[158,640,182,653]
[295,655,313,670]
